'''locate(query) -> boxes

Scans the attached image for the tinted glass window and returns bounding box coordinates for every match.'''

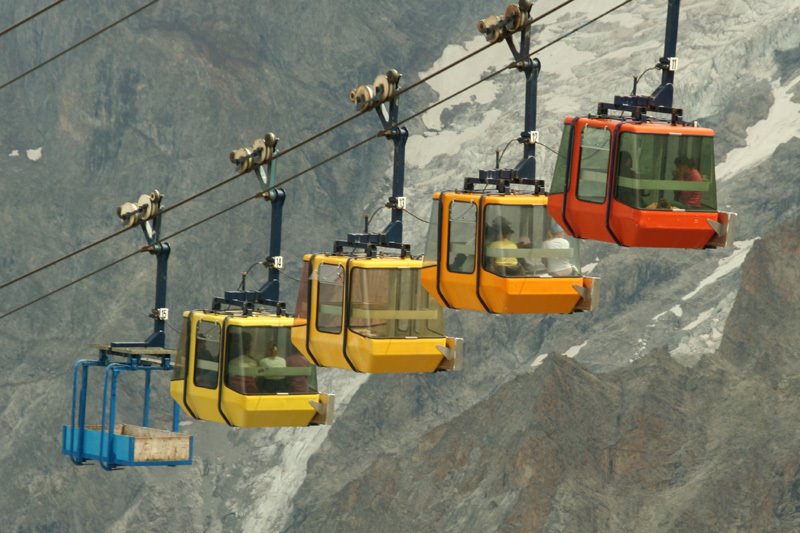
[225,325,317,395]
[349,267,444,339]
[316,263,344,334]
[576,126,611,203]
[617,132,717,211]
[422,199,440,268]
[447,201,476,273]
[172,316,188,381]
[483,204,582,278]
[294,260,310,320]
[550,124,572,194]
[193,320,220,389]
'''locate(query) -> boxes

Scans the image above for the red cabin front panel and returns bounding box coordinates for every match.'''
[549,117,726,249]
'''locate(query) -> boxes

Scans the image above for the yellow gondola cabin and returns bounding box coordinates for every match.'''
[171,310,333,427]
[421,184,596,314]
[291,253,462,373]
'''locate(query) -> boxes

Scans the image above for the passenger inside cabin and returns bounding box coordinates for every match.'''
[258,344,287,393]
[672,156,703,208]
[542,224,576,277]
[194,342,219,388]
[486,217,522,276]
[227,332,259,393]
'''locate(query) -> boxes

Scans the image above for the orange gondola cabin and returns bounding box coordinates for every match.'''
[420,1,596,315]
[422,173,596,315]
[548,0,735,248]
[547,113,735,249]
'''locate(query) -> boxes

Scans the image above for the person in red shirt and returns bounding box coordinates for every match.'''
[673,156,703,208]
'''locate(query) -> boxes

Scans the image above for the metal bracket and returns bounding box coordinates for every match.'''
[436,337,464,371]
[573,279,598,312]
[151,308,169,321]
[658,56,679,72]
[309,394,335,425]
[266,256,283,270]
[522,130,539,144]
[230,133,279,173]
[388,196,407,210]
[706,212,737,248]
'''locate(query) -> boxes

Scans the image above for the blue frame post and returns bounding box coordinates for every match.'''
[263,158,284,305]
[597,0,684,123]
[221,137,288,315]
[337,70,411,255]
[99,364,121,471]
[381,91,408,246]
[67,358,103,465]
[146,242,170,348]
[652,0,680,107]
[501,2,539,180]
[62,190,193,470]
[142,366,152,427]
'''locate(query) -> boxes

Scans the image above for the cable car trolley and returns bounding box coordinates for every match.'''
[170,135,333,427]
[547,0,736,249]
[421,1,596,315]
[62,191,193,470]
[422,173,595,314]
[292,71,463,373]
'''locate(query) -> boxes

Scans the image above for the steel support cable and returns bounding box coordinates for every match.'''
[160,133,380,242]
[396,0,576,98]
[0,0,159,92]
[0,133,380,321]
[0,248,144,321]
[0,2,629,316]
[0,0,67,39]
[0,0,580,290]
[270,2,581,163]
[0,226,136,291]
[398,0,635,127]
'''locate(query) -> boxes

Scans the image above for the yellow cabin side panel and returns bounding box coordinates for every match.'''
[346,334,447,373]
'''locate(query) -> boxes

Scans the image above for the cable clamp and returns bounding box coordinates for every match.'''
[266,256,283,270]
[658,56,678,72]
[387,196,407,210]
[522,130,539,145]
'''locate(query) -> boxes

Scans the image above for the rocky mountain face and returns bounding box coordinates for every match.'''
[287,215,800,532]
[1,0,799,531]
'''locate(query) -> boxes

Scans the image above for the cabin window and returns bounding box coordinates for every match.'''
[447,201,476,273]
[294,260,311,321]
[316,263,344,334]
[483,204,581,277]
[550,123,573,194]
[422,199,440,269]
[225,326,316,395]
[193,320,220,389]
[349,268,444,339]
[618,132,717,211]
[172,316,189,381]
[576,126,611,203]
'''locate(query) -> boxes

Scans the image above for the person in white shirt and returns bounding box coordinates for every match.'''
[542,224,576,276]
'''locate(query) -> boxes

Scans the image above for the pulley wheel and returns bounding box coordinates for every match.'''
[230,147,251,172]
[505,4,524,32]
[137,194,155,221]
[251,138,271,165]
[264,132,279,148]
[373,74,392,102]
[117,202,139,228]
